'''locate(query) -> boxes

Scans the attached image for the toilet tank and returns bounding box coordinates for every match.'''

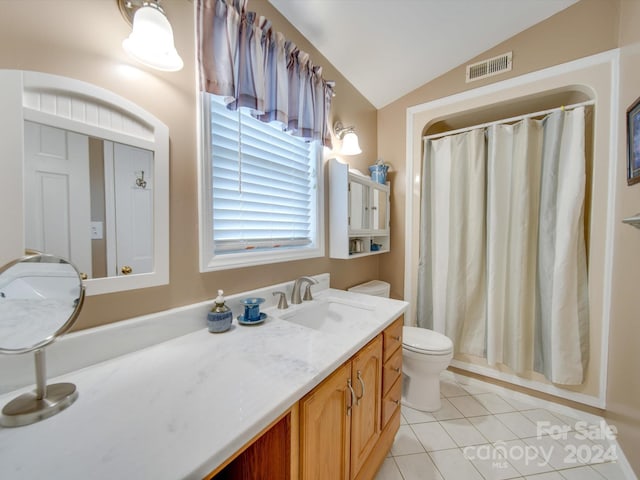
[348,280,390,298]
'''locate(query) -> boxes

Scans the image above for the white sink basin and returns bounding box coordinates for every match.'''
[277,297,375,334]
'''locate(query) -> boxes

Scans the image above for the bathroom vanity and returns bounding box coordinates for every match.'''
[0,274,407,479]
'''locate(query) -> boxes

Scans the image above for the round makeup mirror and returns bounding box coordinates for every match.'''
[0,252,85,427]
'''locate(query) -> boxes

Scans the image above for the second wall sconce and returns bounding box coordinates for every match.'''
[118,0,184,72]
[334,122,362,156]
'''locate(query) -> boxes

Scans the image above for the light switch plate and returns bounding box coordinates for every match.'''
[91,221,103,240]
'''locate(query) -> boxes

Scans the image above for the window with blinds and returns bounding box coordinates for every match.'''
[199,95,324,270]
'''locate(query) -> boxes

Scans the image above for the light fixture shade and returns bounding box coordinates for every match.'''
[340,131,362,155]
[122,3,184,72]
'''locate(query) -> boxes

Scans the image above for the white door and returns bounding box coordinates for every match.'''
[104,142,154,277]
[23,122,92,277]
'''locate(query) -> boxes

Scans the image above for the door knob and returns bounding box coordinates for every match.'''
[121,265,133,275]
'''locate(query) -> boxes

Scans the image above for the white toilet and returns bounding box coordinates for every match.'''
[348,280,454,412]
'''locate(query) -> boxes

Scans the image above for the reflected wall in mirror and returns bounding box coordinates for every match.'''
[0,70,169,295]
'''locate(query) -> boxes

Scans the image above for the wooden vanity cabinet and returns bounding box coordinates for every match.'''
[300,335,382,480]
[206,315,404,480]
[300,316,403,480]
[381,316,403,430]
[205,408,297,480]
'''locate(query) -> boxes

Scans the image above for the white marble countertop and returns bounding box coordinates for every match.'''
[0,278,407,479]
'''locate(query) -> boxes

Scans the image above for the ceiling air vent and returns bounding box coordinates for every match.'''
[466,52,512,83]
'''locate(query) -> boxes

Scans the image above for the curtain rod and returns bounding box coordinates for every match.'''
[423,99,595,142]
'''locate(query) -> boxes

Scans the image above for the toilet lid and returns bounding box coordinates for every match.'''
[402,326,453,354]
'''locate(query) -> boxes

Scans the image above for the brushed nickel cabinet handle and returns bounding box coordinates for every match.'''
[347,379,356,417]
[356,370,365,406]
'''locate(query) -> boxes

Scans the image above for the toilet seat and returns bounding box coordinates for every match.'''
[402,326,453,355]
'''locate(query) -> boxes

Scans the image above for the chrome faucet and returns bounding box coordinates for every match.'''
[291,276,318,305]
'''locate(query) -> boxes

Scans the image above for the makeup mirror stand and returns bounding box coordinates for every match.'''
[1,348,78,428]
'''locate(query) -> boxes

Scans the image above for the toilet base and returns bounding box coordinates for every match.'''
[401,372,443,412]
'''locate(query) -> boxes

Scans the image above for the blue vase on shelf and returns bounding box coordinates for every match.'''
[368,164,388,184]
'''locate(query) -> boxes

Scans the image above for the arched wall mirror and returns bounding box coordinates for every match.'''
[0,70,169,295]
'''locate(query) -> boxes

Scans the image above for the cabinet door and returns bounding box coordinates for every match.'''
[300,362,352,480]
[350,335,383,479]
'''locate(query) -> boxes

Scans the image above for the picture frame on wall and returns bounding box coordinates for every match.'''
[627,95,640,185]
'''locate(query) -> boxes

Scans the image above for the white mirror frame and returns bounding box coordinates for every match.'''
[0,70,169,296]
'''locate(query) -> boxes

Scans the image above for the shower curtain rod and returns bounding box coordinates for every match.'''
[423,99,595,142]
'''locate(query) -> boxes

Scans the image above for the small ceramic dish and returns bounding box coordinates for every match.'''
[237,312,267,325]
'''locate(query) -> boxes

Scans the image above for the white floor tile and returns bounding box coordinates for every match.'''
[458,380,491,395]
[464,443,522,480]
[590,462,629,480]
[432,398,465,420]
[546,411,583,431]
[399,412,407,425]
[552,430,606,466]
[374,457,404,480]
[469,415,519,442]
[498,439,555,477]
[522,435,572,470]
[521,409,571,435]
[524,472,564,480]
[396,377,633,480]
[474,393,517,414]
[494,412,540,438]
[411,422,457,451]
[449,395,492,417]
[440,418,489,447]
[441,380,469,397]
[559,465,606,480]
[394,452,444,480]
[402,404,437,423]
[429,447,484,480]
[502,395,539,411]
[391,425,426,456]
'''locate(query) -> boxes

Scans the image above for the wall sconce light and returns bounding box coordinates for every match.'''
[334,121,362,155]
[118,0,184,72]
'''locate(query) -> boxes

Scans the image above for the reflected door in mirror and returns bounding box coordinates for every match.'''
[106,142,153,277]
[24,122,92,277]
[24,122,154,279]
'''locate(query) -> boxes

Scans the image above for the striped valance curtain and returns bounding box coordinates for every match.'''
[197,0,334,147]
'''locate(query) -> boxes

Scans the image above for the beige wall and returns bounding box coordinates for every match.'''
[604,0,640,474]
[377,0,640,473]
[0,0,379,330]
[378,0,620,299]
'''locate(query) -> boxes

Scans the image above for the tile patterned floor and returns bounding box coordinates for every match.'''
[375,374,632,480]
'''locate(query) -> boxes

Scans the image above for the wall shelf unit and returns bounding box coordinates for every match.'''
[329,158,390,259]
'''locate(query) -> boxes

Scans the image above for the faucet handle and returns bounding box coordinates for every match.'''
[302,283,314,301]
[272,291,288,309]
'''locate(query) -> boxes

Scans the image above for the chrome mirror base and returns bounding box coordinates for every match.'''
[1,382,78,428]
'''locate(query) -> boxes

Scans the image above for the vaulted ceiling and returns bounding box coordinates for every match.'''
[269,0,579,109]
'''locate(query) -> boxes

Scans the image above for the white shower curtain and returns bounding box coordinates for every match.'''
[486,118,544,375]
[417,107,589,385]
[417,129,486,357]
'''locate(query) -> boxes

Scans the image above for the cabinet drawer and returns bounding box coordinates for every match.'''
[381,376,402,429]
[382,347,402,397]
[383,316,403,363]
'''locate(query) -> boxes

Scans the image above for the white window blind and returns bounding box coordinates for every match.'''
[209,96,318,255]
